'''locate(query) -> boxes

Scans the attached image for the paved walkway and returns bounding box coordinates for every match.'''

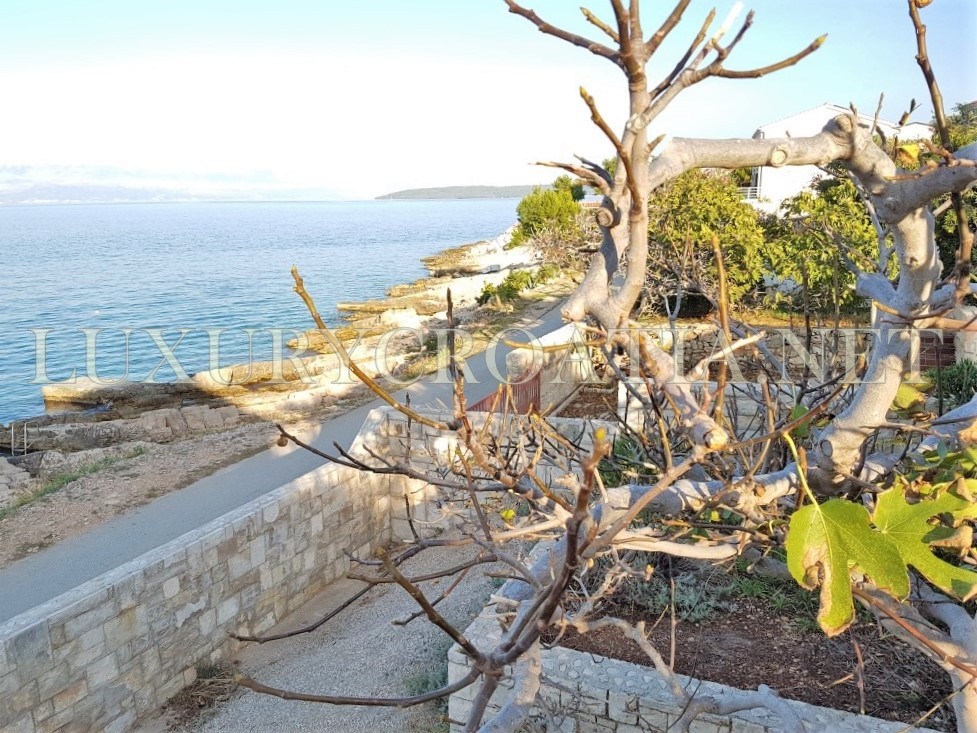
[0,302,567,623]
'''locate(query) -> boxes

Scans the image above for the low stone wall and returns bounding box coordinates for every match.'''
[0,404,618,733]
[384,411,613,543]
[0,413,395,733]
[448,612,941,733]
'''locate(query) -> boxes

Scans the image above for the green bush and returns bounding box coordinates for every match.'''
[615,571,736,623]
[504,226,528,250]
[516,186,580,239]
[764,176,880,312]
[927,359,977,407]
[476,266,559,306]
[553,174,585,202]
[597,434,659,486]
[645,170,766,307]
[933,104,977,276]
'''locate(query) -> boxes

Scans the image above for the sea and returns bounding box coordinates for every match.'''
[0,199,518,425]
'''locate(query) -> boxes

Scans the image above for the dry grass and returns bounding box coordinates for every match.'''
[164,663,237,729]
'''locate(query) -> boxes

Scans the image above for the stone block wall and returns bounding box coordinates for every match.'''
[0,405,618,733]
[384,412,612,542]
[447,613,941,733]
[0,442,392,733]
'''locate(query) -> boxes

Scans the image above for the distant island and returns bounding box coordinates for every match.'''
[377,185,539,200]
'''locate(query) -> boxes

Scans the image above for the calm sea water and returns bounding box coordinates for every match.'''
[0,200,518,424]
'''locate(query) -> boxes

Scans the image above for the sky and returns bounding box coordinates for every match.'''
[0,0,974,200]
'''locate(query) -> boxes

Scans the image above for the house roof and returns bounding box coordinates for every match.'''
[753,102,933,138]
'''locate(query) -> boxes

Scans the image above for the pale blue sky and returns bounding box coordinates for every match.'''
[0,1,974,198]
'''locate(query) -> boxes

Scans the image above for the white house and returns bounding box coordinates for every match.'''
[740,103,933,213]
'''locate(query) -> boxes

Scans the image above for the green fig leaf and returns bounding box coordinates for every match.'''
[786,499,908,636]
[873,485,977,601]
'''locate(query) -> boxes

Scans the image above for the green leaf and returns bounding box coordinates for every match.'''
[873,485,977,601]
[892,383,926,413]
[786,499,908,636]
[789,404,811,439]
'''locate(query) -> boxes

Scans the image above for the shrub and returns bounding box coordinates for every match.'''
[516,186,580,239]
[476,266,559,306]
[615,571,736,623]
[597,434,659,486]
[927,359,977,407]
[644,169,766,310]
[553,174,585,202]
[764,176,879,313]
[504,226,528,250]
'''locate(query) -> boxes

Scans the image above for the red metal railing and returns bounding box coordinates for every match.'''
[468,370,541,414]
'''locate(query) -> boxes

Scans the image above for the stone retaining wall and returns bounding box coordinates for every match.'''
[0,411,396,733]
[383,412,612,542]
[447,612,941,733]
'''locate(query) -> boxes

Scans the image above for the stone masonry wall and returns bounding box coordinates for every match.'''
[384,412,613,542]
[0,412,395,733]
[447,612,942,733]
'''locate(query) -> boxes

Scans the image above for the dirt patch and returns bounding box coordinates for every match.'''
[556,386,618,421]
[0,421,279,570]
[550,589,955,731]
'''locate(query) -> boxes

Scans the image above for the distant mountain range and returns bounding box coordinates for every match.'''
[377,185,539,200]
[0,168,545,205]
[0,182,225,205]
[0,166,341,205]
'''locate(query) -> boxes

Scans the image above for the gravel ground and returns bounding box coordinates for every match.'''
[139,545,503,733]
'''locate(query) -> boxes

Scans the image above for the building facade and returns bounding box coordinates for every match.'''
[740,103,933,213]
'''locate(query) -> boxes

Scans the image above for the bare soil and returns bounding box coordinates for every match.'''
[0,421,280,569]
[550,597,955,731]
[556,385,618,421]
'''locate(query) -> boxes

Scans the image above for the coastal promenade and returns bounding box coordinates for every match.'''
[0,303,567,623]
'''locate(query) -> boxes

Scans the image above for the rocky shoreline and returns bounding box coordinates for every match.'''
[0,226,546,512]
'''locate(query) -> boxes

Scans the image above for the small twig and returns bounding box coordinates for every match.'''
[392,565,472,626]
[290,267,454,431]
[377,548,483,661]
[852,634,866,715]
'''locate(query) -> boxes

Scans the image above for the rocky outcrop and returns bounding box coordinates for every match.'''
[14,404,243,453]
[10,442,155,480]
[0,458,31,510]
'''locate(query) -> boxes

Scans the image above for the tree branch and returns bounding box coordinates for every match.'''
[236,667,481,707]
[503,0,622,68]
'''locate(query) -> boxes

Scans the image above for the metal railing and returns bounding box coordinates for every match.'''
[738,185,761,200]
[469,370,542,415]
[8,422,34,455]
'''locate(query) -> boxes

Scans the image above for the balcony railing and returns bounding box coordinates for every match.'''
[738,185,761,200]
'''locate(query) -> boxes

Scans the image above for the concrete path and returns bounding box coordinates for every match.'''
[135,545,499,733]
[0,302,567,623]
